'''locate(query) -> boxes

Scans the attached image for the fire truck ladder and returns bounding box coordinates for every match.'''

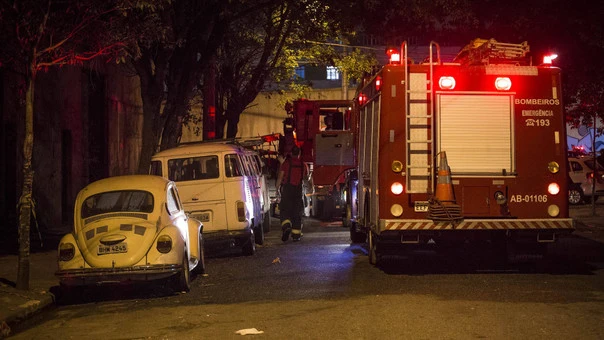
[403,41,439,194]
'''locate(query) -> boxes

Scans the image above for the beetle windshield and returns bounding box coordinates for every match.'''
[81,190,154,218]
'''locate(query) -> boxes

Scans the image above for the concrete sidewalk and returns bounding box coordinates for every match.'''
[0,249,58,338]
[1,211,603,338]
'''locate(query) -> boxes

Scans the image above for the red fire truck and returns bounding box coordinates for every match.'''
[283,99,355,220]
[345,38,574,265]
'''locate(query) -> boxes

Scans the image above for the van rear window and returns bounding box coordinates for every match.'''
[225,154,243,177]
[167,156,219,181]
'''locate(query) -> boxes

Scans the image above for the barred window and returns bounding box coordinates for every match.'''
[326,66,340,80]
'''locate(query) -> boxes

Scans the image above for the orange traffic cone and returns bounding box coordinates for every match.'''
[434,151,456,204]
[429,151,462,222]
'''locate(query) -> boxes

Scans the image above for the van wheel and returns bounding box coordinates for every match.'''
[368,232,381,266]
[262,211,271,233]
[193,235,206,275]
[242,231,256,256]
[254,221,265,245]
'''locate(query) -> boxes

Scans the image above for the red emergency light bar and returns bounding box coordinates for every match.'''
[543,54,558,65]
[385,46,401,64]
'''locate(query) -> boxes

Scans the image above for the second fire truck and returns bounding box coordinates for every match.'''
[345,38,574,265]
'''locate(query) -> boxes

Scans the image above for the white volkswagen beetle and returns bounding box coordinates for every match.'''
[56,175,205,292]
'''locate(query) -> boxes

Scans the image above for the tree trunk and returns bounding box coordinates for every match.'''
[226,111,240,139]
[136,81,164,174]
[134,54,169,174]
[17,67,36,290]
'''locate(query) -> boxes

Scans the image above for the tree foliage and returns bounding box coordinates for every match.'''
[109,0,228,172]
[212,0,371,138]
[0,0,126,290]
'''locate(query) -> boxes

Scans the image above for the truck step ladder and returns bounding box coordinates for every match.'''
[404,41,439,193]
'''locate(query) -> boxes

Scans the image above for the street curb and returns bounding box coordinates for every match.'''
[0,284,55,338]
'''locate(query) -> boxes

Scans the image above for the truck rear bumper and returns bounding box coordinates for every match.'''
[375,218,574,247]
[379,218,574,232]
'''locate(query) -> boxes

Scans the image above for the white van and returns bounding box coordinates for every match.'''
[150,142,267,255]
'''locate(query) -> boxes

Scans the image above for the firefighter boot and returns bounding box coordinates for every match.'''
[281,220,292,242]
[291,228,303,242]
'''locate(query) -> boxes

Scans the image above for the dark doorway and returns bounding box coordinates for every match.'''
[87,72,108,182]
[0,70,19,252]
[61,130,72,225]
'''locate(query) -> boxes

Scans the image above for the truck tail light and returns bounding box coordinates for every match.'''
[439,76,456,90]
[495,77,512,90]
[547,161,560,173]
[547,183,560,195]
[375,76,382,91]
[391,182,403,195]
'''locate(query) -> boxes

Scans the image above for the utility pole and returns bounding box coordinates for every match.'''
[591,111,598,216]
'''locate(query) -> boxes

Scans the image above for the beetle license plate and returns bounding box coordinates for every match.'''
[98,243,128,255]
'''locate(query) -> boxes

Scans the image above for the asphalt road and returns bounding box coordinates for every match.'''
[9,214,604,340]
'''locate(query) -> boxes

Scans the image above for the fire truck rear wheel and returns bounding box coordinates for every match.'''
[350,222,367,244]
[342,204,352,228]
[368,232,381,265]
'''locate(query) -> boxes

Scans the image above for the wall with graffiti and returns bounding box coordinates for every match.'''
[567,124,604,155]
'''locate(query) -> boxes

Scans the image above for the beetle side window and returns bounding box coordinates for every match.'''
[166,187,180,215]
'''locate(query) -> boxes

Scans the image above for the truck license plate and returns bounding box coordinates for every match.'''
[98,243,127,255]
[414,201,429,212]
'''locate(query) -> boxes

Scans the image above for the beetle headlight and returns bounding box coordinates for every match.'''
[58,243,75,261]
[157,235,173,253]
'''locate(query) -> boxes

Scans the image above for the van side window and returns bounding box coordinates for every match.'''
[168,155,220,181]
[150,160,162,176]
[225,154,243,177]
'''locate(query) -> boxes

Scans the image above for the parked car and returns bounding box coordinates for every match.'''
[56,175,205,292]
[568,156,604,205]
[150,142,267,256]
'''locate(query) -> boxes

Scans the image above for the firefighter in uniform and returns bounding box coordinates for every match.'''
[275,146,306,242]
